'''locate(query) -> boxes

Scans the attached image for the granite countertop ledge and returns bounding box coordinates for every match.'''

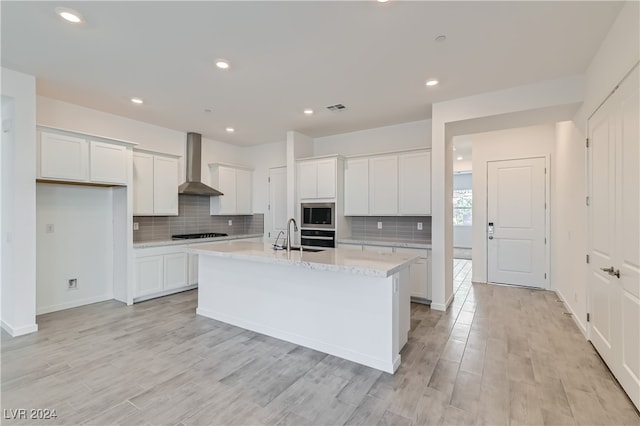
[337,237,432,249]
[190,241,419,278]
[133,233,263,248]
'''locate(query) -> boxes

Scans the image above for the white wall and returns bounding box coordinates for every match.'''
[313,119,431,157]
[246,140,286,216]
[430,74,584,311]
[553,1,639,335]
[1,68,38,336]
[36,184,114,314]
[465,124,556,283]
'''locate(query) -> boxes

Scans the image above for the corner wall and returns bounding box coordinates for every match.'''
[36,184,114,314]
[1,68,37,336]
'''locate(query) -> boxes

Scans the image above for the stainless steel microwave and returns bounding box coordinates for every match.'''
[301,203,335,229]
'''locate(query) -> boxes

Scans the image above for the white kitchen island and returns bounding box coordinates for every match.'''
[190,241,418,373]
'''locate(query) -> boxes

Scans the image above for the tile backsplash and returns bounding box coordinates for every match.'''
[348,216,431,241]
[133,195,263,242]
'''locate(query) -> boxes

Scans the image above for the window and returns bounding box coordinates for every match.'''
[453,189,472,225]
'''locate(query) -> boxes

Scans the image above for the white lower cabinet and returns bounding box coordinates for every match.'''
[135,256,164,298]
[134,245,190,301]
[395,247,431,301]
[337,243,431,301]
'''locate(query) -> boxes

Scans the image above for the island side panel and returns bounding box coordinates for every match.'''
[196,254,404,373]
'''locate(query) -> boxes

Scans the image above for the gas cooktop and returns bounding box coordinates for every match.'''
[171,233,228,240]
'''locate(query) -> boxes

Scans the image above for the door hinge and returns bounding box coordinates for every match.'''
[544,167,547,174]
[544,273,547,279]
[268,203,271,211]
[586,254,590,264]
[586,138,590,148]
[268,177,271,183]
[586,196,590,206]
[587,313,590,322]
[544,237,547,244]
[268,231,271,238]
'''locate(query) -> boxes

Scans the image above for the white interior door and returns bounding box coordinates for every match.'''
[589,64,640,410]
[268,167,287,243]
[487,157,547,288]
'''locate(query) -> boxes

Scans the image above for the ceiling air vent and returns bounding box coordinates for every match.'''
[326,104,347,112]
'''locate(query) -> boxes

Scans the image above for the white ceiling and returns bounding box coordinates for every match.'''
[1,1,622,146]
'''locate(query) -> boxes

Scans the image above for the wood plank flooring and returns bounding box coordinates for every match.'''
[2,260,639,425]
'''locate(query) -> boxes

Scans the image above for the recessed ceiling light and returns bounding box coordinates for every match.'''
[55,7,83,24]
[426,79,439,87]
[435,35,447,43]
[303,109,314,116]
[377,0,389,3]
[130,97,144,104]
[216,60,230,70]
[457,156,463,161]
[225,127,235,133]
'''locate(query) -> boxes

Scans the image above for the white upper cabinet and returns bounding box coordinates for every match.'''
[40,132,88,181]
[153,155,179,215]
[38,129,131,186]
[344,158,369,216]
[133,150,179,216]
[343,150,431,216]
[297,158,337,200]
[210,164,253,215]
[398,151,431,215]
[90,141,128,184]
[369,155,398,215]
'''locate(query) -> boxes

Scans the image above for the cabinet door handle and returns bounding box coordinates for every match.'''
[613,269,620,278]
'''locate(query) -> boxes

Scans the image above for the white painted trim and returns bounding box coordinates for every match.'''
[431,292,455,311]
[37,125,138,147]
[36,294,113,315]
[1,320,38,337]
[197,307,400,373]
[555,289,588,338]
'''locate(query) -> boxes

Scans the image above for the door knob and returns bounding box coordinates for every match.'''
[600,266,614,274]
[488,236,493,240]
[613,269,620,278]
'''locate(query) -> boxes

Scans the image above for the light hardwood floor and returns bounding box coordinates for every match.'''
[2,260,639,425]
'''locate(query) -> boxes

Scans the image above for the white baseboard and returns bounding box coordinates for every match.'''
[36,294,112,315]
[555,289,588,338]
[431,292,455,312]
[1,319,38,337]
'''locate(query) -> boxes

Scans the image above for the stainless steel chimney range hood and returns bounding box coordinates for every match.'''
[178,132,223,196]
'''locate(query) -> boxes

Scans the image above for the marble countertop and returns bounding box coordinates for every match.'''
[133,233,263,249]
[337,238,431,249]
[190,241,419,278]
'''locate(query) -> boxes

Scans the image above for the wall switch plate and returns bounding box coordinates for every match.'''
[417,222,423,230]
[68,278,78,289]
[228,219,233,226]
[377,221,382,229]
[45,224,54,233]
[133,222,139,231]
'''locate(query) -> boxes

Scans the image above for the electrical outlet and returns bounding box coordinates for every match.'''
[68,278,78,289]
[228,219,233,226]
[45,224,54,233]
[133,222,139,231]
[417,222,423,230]
[377,221,382,229]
